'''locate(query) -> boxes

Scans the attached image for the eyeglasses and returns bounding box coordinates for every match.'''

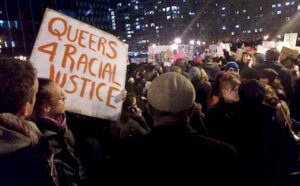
[51,92,66,102]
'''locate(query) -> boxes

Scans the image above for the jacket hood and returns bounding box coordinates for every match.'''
[0,113,42,155]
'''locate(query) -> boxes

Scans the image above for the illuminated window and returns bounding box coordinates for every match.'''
[171,6,178,10]
[277,3,281,7]
[222,7,226,10]
[277,10,281,14]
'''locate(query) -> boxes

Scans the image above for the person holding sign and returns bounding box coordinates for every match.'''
[33,78,85,186]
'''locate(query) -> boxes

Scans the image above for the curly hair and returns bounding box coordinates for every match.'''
[0,58,37,114]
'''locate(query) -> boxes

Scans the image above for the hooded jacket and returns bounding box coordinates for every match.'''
[0,113,52,186]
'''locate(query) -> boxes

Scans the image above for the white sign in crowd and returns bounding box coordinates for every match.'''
[30,9,128,121]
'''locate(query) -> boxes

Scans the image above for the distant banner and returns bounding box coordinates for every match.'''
[284,33,298,47]
[148,45,194,63]
[30,9,128,121]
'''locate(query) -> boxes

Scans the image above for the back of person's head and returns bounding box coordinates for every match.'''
[188,67,201,82]
[147,72,195,114]
[174,58,186,70]
[205,55,213,64]
[260,68,278,83]
[265,48,280,62]
[239,79,265,105]
[264,85,279,107]
[219,73,241,102]
[254,53,265,64]
[220,73,240,91]
[0,58,37,114]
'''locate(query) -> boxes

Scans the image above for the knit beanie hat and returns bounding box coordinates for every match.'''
[224,61,239,72]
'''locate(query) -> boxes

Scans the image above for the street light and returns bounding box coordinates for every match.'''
[152,44,157,47]
[174,37,181,44]
[189,40,195,45]
[196,40,201,45]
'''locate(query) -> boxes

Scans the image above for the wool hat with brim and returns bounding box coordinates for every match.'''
[147,72,195,113]
[224,61,239,71]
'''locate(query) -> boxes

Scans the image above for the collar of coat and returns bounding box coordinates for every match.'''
[0,113,42,155]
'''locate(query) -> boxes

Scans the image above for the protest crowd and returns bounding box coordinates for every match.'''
[1,9,300,186]
[1,45,300,186]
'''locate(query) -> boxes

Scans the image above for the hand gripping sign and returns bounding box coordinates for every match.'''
[30,9,128,121]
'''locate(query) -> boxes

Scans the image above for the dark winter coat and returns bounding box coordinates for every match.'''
[35,116,84,186]
[0,113,53,186]
[143,124,241,186]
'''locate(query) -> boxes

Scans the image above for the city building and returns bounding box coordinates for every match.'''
[110,0,300,53]
[0,0,110,56]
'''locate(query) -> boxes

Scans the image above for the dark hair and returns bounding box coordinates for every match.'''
[239,79,265,105]
[120,93,136,123]
[34,78,54,113]
[0,58,37,114]
[265,48,280,62]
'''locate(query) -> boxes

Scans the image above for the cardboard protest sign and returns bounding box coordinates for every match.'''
[30,9,128,121]
[262,41,276,49]
[256,45,268,55]
[280,46,299,61]
[284,33,298,47]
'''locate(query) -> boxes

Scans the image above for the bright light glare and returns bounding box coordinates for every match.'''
[263,35,269,40]
[171,44,178,50]
[174,38,181,44]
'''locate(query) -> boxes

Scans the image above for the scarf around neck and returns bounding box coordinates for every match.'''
[37,114,67,132]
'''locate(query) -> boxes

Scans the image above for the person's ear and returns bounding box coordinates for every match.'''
[43,106,51,113]
[17,102,31,119]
